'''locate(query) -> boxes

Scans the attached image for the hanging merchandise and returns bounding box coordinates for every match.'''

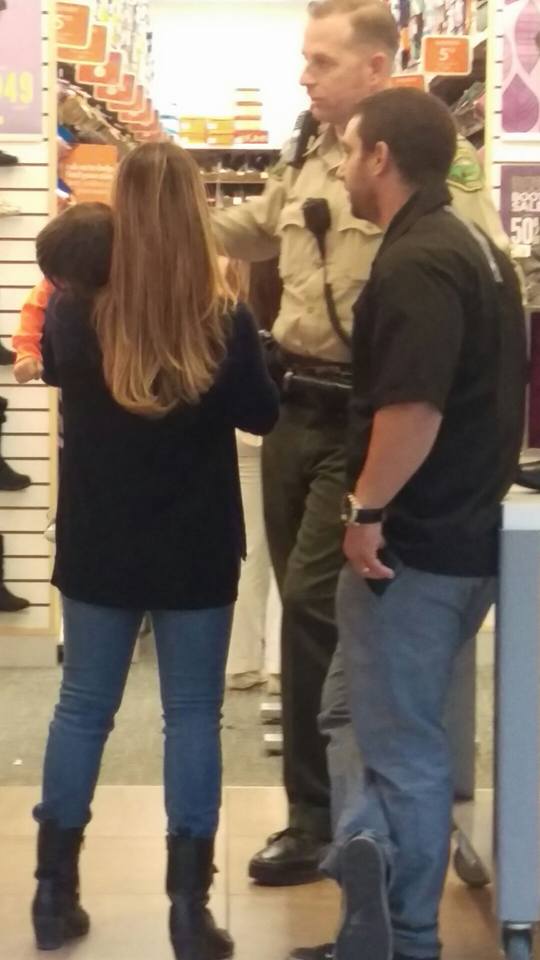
[0,199,21,217]
[0,536,30,611]
[0,149,18,165]
[0,398,31,491]
[0,341,15,366]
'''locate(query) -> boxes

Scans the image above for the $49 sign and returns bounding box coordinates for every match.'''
[0,71,35,108]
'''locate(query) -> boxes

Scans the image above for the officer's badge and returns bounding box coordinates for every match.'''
[447,140,484,193]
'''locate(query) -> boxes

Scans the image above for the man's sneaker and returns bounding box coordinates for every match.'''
[288,947,438,960]
[336,835,392,960]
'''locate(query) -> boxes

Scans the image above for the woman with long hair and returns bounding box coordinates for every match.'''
[31,143,279,959]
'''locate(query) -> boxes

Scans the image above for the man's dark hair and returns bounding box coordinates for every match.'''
[36,202,113,292]
[357,88,457,187]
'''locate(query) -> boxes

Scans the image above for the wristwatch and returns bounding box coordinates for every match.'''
[341,493,385,526]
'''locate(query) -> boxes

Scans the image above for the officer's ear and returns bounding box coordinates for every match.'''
[368,51,393,90]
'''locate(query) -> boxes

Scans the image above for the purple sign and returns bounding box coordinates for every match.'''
[0,0,43,136]
[500,164,540,249]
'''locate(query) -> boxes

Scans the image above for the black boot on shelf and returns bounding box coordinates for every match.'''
[515,459,540,491]
[0,396,31,490]
[0,340,15,365]
[32,820,90,951]
[167,835,234,960]
[0,148,18,166]
[0,533,29,611]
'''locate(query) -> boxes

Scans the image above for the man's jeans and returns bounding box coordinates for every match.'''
[34,597,232,837]
[321,562,495,959]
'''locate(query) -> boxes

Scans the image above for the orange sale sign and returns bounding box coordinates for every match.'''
[422,36,472,76]
[63,144,118,204]
[76,52,123,86]
[58,24,109,65]
[56,3,91,47]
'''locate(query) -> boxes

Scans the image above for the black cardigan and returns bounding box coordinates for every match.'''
[42,297,280,610]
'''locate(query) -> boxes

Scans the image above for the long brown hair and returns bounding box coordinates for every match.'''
[93,142,233,416]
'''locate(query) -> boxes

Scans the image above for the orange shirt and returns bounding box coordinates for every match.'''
[13,277,54,363]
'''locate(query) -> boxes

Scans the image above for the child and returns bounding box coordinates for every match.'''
[13,202,113,384]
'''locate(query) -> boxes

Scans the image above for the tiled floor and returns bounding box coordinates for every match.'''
[0,785,504,960]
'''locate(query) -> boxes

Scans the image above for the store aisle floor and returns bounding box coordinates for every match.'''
[0,785,508,960]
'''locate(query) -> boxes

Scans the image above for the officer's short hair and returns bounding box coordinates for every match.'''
[356,88,457,187]
[308,0,399,58]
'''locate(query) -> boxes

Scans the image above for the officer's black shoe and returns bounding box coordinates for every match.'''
[337,835,392,960]
[288,943,335,960]
[248,828,325,886]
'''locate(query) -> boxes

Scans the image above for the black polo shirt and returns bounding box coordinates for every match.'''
[347,183,527,577]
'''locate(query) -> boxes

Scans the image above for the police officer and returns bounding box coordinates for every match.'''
[214,0,508,888]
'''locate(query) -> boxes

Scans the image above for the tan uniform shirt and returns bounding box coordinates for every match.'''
[214,127,508,364]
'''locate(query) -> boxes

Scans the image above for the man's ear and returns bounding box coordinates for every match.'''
[372,141,391,176]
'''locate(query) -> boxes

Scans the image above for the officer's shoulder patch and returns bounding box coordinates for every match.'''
[447,139,484,193]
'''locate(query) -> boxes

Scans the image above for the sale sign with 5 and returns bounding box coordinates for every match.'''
[0,0,43,137]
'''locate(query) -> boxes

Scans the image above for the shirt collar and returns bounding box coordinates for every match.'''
[380,181,453,252]
[305,124,343,172]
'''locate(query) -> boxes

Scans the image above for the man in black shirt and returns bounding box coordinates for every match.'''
[292,89,526,960]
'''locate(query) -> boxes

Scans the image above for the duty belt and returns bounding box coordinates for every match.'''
[281,349,353,399]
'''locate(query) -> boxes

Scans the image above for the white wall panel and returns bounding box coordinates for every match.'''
[6,581,51,603]
[2,436,50,458]
[0,191,50,214]
[0,241,38,261]
[3,534,51,558]
[5,410,49,434]
[0,263,42,286]
[0,485,50,508]
[0,387,50,410]
[0,289,31,311]
[0,1,56,657]
[0,216,48,240]
[0,168,49,190]
[4,559,51,580]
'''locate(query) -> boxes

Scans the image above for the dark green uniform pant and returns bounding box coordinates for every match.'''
[262,396,347,841]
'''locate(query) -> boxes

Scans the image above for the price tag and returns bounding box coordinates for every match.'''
[422,36,472,76]
[57,3,91,48]
[58,24,109,66]
[76,51,123,86]
[391,74,426,91]
[95,73,135,106]
[0,0,42,137]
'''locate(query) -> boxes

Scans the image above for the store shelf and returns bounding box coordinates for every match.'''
[202,173,269,184]
[179,142,281,152]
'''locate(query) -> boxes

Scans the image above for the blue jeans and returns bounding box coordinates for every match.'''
[321,563,495,959]
[34,597,233,837]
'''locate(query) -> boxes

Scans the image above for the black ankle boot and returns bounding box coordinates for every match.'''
[0,397,31,490]
[32,820,90,951]
[167,835,234,960]
[0,534,29,611]
[0,340,14,365]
